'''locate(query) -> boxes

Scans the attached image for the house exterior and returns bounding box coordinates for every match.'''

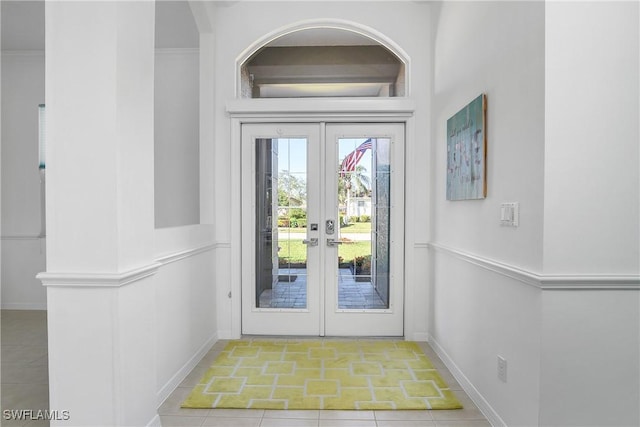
[345,197,372,221]
[1,1,638,426]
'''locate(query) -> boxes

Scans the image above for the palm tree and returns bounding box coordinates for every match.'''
[338,165,371,223]
[338,165,370,203]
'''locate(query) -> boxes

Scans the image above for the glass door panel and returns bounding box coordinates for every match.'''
[255,137,309,309]
[242,124,320,336]
[336,137,391,310]
[324,124,404,336]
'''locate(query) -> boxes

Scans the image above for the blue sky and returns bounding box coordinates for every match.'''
[276,138,372,178]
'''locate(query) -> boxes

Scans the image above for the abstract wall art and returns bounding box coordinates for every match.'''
[446,94,487,200]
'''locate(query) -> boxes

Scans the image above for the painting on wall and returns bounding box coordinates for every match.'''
[446,94,487,201]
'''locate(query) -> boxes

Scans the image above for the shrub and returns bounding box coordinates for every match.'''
[278,216,290,227]
[289,208,307,220]
[354,255,372,271]
[359,215,371,223]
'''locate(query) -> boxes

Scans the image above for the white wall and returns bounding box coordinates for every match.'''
[432,1,545,271]
[540,291,640,427]
[430,2,545,425]
[1,52,46,309]
[44,3,158,424]
[42,2,219,425]
[211,0,433,340]
[543,1,639,275]
[154,226,217,406]
[153,2,219,411]
[431,2,640,426]
[0,2,217,424]
[540,2,640,426]
[154,49,201,228]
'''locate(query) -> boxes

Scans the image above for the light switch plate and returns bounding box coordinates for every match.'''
[500,202,519,227]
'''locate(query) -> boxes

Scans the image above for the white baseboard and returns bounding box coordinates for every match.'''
[217,329,238,340]
[428,334,506,427]
[410,332,429,342]
[156,332,218,408]
[1,302,47,310]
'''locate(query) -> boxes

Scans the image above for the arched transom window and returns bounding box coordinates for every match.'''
[240,27,406,98]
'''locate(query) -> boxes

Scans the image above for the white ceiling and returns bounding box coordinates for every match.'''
[155,1,199,49]
[0,0,199,51]
[1,1,45,51]
[1,1,378,52]
[1,1,402,98]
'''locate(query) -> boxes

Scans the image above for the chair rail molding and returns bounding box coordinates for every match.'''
[155,243,217,266]
[37,262,161,288]
[428,242,640,290]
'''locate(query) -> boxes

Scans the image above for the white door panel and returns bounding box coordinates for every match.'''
[241,123,404,336]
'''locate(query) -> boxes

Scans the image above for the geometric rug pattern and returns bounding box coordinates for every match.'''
[181,340,463,410]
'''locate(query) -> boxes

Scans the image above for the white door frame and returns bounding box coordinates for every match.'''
[240,123,323,335]
[323,123,405,336]
[227,98,417,338]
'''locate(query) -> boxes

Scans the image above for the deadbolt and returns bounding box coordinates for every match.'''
[325,219,335,235]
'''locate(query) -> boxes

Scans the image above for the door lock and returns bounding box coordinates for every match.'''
[326,219,335,235]
[302,238,318,246]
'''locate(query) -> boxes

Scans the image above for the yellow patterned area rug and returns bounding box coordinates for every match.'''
[181,340,463,410]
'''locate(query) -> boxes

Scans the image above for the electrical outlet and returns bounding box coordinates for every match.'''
[497,355,507,383]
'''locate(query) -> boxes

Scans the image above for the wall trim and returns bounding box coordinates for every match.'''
[429,334,506,427]
[37,262,161,288]
[214,241,231,249]
[0,302,47,311]
[155,244,216,266]
[429,242,640,290]
[226,97,415,119]
[156,332,218,408]
[1,50,45,57]
[1,235,45,240]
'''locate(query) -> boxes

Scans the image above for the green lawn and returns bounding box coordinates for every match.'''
[278,239,371,264]
[340,222,372,233]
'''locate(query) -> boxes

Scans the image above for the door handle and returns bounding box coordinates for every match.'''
[302,238,318,246]
[326,238,343,247]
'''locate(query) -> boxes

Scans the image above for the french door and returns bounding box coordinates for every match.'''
[241,123,404,336]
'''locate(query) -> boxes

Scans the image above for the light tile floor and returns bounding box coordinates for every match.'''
[259,269,387,309]
[159,339,492,427]
[1,310,50,427]
[1,310,491,427]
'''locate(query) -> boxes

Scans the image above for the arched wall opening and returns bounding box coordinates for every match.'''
[236,20,410,99]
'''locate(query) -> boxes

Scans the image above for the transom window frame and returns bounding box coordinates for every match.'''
[235,19,412,100]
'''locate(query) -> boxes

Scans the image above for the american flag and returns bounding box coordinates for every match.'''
[340,139,372,175]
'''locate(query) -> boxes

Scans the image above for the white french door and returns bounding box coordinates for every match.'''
[241,123,404,336]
